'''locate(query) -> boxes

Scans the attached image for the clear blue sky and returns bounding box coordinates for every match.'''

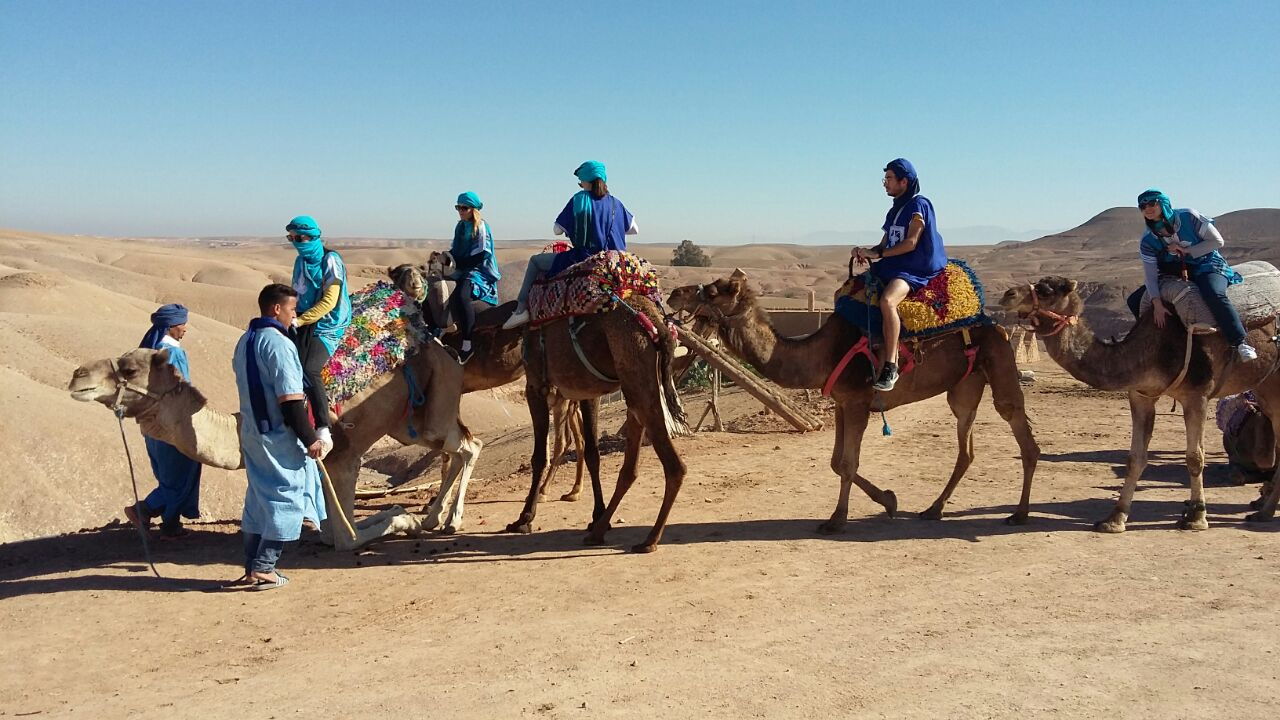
[2,1,1276,243]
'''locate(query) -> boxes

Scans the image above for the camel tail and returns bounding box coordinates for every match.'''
[655,321,690,438]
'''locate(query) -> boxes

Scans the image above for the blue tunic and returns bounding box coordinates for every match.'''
[549,194,634,277]
[232,325,326,542]
[143,342,201,522]
[292,251,353,355]
[874,194,947,290]
[449,220,501,305]
[1139,208,1241,294]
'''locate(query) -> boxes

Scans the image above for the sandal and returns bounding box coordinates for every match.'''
[253,573,290,591]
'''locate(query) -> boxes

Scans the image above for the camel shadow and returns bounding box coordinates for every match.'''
[1041,449,1237,485]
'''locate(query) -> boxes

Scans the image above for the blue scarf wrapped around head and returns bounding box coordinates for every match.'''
[287,215,326,300]
[1138,189,1175,235]
[456,191,483,209]
[139,303,189,349]
[885,158,921,212]
[572,161,607,250]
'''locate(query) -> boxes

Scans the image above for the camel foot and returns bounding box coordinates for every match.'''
[584,533,607,546]
[881,490,898,518]
[1176,502,1208,531]
[438,525,460,536]
[816,518,846,535]
[918,506,944,521]
[1093,519,1127,534]
[1004,511,1030,526]
[505,518,533,534]
[1250,497,1265,510]
[630,542,658,554]
[560,491,580,502]
[1245,510,1275,523]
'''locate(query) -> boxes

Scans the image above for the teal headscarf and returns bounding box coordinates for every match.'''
[456,191,483,209]
[287,215,325,293]
[1138,189,1175,235]
[572,162,606,249]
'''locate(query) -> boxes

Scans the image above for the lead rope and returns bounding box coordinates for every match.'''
[113,407,163,579]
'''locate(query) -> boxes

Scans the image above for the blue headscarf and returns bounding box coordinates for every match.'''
[456,191,483,209]
[572,161,607,249]
[1138,188,1175,235]
[139,303,189,349]
[287,215,326,293]
[885,158,921,212]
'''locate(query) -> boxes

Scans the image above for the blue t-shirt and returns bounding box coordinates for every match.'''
[874,195,947,289]
[549,194,634,277]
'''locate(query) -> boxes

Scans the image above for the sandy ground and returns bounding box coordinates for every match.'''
[4,360,1278,719]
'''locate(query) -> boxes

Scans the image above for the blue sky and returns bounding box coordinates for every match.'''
[2,1,1276,244]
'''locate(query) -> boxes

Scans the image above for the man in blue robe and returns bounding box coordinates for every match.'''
[124,303,202,539]
[230,284,327,590]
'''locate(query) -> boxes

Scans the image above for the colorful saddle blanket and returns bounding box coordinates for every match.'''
[322,280,425,407]
[528,250,663,328]
[834,259,988,338]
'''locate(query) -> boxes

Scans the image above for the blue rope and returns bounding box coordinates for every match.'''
[863,270,892,437]
[402,364,427,438]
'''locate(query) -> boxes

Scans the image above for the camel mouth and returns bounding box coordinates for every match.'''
[69,387,102,402]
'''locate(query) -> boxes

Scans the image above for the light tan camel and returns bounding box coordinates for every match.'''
[668,270,1040,533]
[1000,276,1280,531]
[68,339,480,551]
[505,294,689,553]
[388,260,586,499]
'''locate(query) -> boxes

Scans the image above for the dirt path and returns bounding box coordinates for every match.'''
[3,361,1278,718]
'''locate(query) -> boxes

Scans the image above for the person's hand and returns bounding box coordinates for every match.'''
[305,440,323,459]
[1152,298,1169,329]
[1168,244,1187,257]
[291,317,300,328]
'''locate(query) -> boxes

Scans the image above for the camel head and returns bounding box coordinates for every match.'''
[68,348,185,417]
[425,251,455,280]
[667,268,757,321]
[999,276,1084,334]
[388,263,428,302]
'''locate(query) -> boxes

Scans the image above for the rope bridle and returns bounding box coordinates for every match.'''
[1021,283,1078,337]
[107,358,164,419]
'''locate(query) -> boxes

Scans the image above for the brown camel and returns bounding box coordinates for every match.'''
[668,269,1040,533]
[388,260,586,499]
[1000,276,1280,531]
[505,293,689,553]
[68,339,480,551]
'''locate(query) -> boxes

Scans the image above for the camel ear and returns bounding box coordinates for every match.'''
[387,265,397,277]
[152,348,171,365]
[730,268,748,281]
[703,282,719,298]
[1067,280,1079,292]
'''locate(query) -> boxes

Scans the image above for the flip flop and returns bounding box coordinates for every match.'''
[253,573,290,591]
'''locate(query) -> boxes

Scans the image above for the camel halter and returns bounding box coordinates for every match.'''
[695,283,754,327]
[107,358,164,419]
[1023,283,1078,337]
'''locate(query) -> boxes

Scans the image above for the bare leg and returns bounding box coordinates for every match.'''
[878,279,911,365]
[920,377,983,520]
[1095,392,1157,533]
[1177,395,1210,531]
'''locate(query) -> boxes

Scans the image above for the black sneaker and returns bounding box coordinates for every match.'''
[872,362,899,391]
[458,347,474,365]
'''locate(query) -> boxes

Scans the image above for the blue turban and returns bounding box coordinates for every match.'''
[139,303,188,349]
[574,161,607,183]
[885,158,921,210]
[285,215,322,239]
[456,191,483,209]
[1138,188,1174,223]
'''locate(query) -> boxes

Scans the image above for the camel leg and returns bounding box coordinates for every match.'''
[631,404,688,553]
[586,413,644,546]
[818,404,896,534]
[919,377,984,521]
[506,388,552,534]
[988,369,1040,525]
[538,395,568,498]
[1246,406,1280,522]
[562,402,586,502]
[424,426,481,534]
[322,448,423,552]
[1176,395,1210,531]
[579,399,606,524]
[1095,392,1157,533]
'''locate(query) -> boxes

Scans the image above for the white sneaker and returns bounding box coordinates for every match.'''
[502,309,530,330]
[1238,343,1258,361]
[315,426,334,459]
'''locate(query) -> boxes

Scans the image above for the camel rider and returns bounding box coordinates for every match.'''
[285,215,352,456]
[123,303,202,539]
[448,192,501,364]
[229,283,326,590]
[503,160,638,328]
[852,158,948,391]
[1126,189,1255,360]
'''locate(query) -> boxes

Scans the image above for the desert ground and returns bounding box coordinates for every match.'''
[2,213,1279,717]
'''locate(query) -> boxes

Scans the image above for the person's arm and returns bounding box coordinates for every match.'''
[279,396,319,447]
[297,283,341,325]
[878,214,925,259]
[1184,212,1225,258]
[1140,238,1162,301]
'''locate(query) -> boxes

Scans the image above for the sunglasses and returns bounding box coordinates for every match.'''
[455,205,472,211]
[1138,200,1162,209]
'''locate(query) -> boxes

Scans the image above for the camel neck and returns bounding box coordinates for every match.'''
[137,384,243,470]
[715,306,843,389]
[1041,317,1141,391]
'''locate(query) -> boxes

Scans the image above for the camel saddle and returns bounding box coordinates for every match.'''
[834,259,989,339]
[1139,261,1280,334]
[321,280,425,408]
[527,250,664,328]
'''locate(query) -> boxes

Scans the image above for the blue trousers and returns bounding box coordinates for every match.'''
[243,533,286,574]
[1126,271,1247,346]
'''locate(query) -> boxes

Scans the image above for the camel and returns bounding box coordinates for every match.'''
[1000,276,1280,532]
[388,260,586,500]
[667,269,1040,533]
[505,289,689,553]
[68,337,480,551]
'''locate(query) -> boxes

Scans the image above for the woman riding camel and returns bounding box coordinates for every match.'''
[447,191,500,364]
[1126,189,1255,360]
[503,160,638,328]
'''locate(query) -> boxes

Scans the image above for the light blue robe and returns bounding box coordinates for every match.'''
[232,325,327,541]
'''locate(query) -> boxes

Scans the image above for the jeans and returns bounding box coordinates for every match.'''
[515,253,559,308]
[293,324,334,428]
[1126,272,1247,346]
[243,532,286,575]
